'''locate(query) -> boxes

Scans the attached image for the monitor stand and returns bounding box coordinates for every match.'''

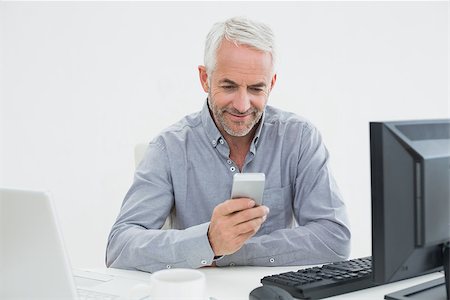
[385,243,449,300]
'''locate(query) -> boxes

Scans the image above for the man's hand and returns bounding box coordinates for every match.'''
[208,198,269,256]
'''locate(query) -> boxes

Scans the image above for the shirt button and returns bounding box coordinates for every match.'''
[219,139,224,144]
[229,262,236,267]
[227,160,232,165]
[269,258,275,263]
[166,265,172,269]
[230,166,236,172]
[201,259,207,265]
[212,140,217,146]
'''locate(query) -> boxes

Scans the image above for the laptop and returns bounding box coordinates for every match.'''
[0,188,151,300]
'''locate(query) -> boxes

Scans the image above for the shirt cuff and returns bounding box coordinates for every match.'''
[215,244,247,267]
[182,222,216,268]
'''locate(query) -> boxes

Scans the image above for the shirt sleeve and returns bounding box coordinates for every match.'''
[105,141,215,273]
[215,124,351,267]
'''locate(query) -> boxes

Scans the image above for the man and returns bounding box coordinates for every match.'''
[106,17,350,273]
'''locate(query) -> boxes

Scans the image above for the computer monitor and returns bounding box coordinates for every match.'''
[370,119,450,299]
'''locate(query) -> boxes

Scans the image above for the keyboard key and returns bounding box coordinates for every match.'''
[77,288,120,300]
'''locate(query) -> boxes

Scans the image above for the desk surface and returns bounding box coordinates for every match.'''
[90,265,444,300]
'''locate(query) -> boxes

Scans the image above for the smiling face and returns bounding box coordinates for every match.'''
[199,39,276,138]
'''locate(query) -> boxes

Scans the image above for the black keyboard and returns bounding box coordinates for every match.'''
[261,256,379,299]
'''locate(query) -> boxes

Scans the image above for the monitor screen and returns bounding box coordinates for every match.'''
[370,119,450,299]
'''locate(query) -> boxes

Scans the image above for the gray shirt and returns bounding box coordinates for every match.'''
[106,101,351,273]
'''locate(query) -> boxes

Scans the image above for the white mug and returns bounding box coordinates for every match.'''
[128,268,207,300]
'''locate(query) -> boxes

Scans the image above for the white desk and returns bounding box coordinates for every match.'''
[90,266,445,300]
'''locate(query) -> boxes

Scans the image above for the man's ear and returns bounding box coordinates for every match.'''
[270,73,277,92]
[198,65,209,93]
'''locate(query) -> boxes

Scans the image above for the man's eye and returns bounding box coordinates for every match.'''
[249,87,264,93]
[222,86,236,90]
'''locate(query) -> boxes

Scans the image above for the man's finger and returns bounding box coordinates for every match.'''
[234,216,265,235]
[216,198,256,216]
[230,205,269,225]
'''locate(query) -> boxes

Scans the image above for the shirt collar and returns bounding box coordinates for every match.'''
[249,109,265,154]
[201,98,266,150]
[252,109,265,146]
[201,100,223,148]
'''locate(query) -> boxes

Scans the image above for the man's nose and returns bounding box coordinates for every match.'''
[233,88,251,113]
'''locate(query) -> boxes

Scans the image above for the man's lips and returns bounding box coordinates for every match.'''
[226,112,252,122]
[224,109,254,120]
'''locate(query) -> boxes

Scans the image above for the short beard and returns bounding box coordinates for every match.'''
[208,96,264,137]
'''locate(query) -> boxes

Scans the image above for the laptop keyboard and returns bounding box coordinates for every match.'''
[77,288,120,300]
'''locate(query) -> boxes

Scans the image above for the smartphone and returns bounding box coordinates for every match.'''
[231,173,265,206]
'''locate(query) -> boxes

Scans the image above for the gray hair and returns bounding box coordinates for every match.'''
[204,17,276,77]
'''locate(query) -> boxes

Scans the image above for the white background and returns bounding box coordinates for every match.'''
[0,1,448,269]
